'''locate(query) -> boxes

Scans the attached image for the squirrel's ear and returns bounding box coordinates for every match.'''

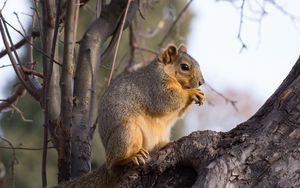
[158,44,178,64]
[178,44,187,53]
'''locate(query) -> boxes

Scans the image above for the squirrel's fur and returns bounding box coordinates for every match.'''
[98,44,205,169]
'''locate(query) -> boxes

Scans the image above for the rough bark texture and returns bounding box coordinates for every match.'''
[58,55,300,187]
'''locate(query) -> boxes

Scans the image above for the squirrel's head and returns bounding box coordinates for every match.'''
[158,44,205,89]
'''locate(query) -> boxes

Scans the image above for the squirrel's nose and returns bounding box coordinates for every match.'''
[199,78,205,86]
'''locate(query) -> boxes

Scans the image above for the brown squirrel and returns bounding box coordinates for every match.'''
[98,44,205,169]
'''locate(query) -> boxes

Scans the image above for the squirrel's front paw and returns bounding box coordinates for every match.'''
[130,148,149,166]
[188,88,205,105]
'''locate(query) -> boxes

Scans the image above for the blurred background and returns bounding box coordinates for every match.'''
[0,0,300,187]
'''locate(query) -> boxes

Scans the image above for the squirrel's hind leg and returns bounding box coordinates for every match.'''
[106,124,149,169]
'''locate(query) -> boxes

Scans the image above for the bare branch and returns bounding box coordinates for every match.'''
[11,104,33,122]
[126,23,136,69]
[107,0,133,86]
[41,0,57,186]
[0,14,41,101]
[268,0,300,22]
[21,66,43,78]
[220,0,300,51]
[59,0,80,182]
[0,0,7,12]
[33,0,43,40]
[0,136,17,188]
[72,0,139,177]
[237,0,247,53]
[0,31,40,58]
[2,18,61,66]
[13,12,26,35]
[135,46,159,55]
[46,0,63,153]
[0,84,25,112]
[204,83,238,111]
[0,146,55,151]
[158,0,194,47]
[0,63,36,69]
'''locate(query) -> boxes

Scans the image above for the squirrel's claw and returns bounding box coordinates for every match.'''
[140,148,149,159]
[131,156,140,165]
[189,88,205,105]
[195,92,205,105]
[131,148,149,166]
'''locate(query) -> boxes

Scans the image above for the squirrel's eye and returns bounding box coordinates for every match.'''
[180,63,190,71]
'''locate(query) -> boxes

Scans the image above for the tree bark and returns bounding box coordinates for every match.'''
[59,56,300,187]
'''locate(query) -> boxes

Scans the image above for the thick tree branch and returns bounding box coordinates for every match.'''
[47,0,62,151]
[59,0,80,182]
[71,0,139,178]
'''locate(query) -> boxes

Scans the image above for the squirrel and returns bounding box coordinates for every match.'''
[98,44,205,169]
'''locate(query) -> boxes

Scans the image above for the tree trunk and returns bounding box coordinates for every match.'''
[70,0,138,178]
[59,56,300,187]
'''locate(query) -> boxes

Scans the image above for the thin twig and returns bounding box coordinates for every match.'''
[50,0,61,70]
[1,12,32,88]
[158,0,194,47]
[268,0,300,21]
[0,64,12,68]
[0,31,40,58]
[205,83,238,111]
[13,12,27,35]
[0,84,25,112]
[0,14,33,96]
[96,0,102,19]
[11,104,33,122]
[0,63,35,69]
[29,3,38,64]
[0,0,8,12]
[135,46,159,55]
[126,23,136,69]
[41,1,56,186]
[21,66,44,78]
[2,17,61,66]
[237,0,247,53]
[0,146,55,151]
[0,136,17,188]
[107,0,132,86]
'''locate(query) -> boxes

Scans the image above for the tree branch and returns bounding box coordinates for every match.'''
[0,31,40,58]
[71,0,139,178]
[0,84,25,112]
[58,0,80,182]
[0,14,41,101]
[0,136,17,188]
[158,0,194,47]
[107,0,132,86]
[41,0,57,186]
